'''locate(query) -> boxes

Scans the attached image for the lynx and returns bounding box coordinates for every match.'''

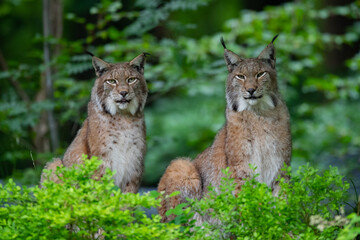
[40,53,148,193]
[158,35,292,222]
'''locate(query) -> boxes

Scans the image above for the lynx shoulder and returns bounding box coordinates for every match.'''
[158,36,291,222]
[41,53,148,193]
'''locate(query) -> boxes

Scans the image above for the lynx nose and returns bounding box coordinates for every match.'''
[120,91,128,97]
[247,88,256,95]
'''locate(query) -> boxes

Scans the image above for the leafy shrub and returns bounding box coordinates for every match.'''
[0,156,181,239]
[0,157,358,239]
[337,213,360,240]
[168,165,354,239]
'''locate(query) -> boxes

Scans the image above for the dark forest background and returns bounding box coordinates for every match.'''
[0,0,359,187]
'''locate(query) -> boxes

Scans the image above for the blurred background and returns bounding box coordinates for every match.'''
[0,0,359,189]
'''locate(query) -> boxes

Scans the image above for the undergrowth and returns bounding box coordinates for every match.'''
[0,156,358,239]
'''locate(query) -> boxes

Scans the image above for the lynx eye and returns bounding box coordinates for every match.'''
[235,74,245,81]
[256,72,266,79]
[106,79,117,85]
[127,78,137,84]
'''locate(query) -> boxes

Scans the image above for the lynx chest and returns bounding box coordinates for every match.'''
[231,111,287,188]
[90,116,146,190]
[250,127,283,187]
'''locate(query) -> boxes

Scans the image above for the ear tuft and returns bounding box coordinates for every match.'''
[220,37,227,49]
[221,37,243,72]
[85,51,94,57]
[92,56,110,77]
[271,34,279,44]
[129,53,148,74]
[143,52,151,58]
[257,35,278,68]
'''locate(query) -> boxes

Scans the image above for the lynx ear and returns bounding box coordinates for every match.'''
[221,37,243,72]
[92,56,111,77]
[257,34,278,68]
[129,52,149,75]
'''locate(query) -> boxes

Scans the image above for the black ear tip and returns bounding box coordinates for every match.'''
[271,34,279,44]
[85,50,94,57]
[220,37,227,49]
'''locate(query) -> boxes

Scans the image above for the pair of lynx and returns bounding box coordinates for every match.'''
[41,35,291,223]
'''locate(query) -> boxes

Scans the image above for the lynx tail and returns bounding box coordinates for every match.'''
[158,158,202,222]
[40,158,63,186]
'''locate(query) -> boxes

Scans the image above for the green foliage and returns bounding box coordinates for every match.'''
[337,213,360,240]
[1,157,359,239]
[0,156,181,239]
[167,166,353,239]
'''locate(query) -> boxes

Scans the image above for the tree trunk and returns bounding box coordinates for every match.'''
[39,0,62,152]
[322,0,360,73]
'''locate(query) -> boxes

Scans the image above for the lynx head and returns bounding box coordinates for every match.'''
[91,53,148,116]
[222,35,280,113]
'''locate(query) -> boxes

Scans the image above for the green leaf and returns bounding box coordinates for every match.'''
[168,191,180,198]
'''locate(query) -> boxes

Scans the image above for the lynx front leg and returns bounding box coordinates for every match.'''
[124,175,142,193]
[157,158,202,222]
[271,166,290,196]
[229,167,251,194]
[93,164,107,181]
